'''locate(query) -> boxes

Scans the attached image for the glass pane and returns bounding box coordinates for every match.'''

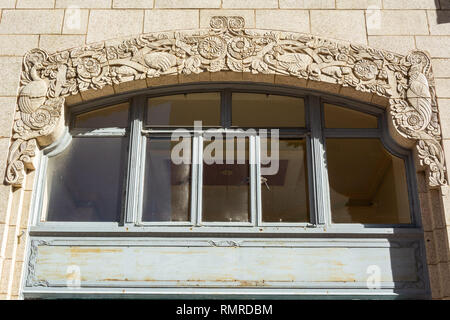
[324,103,377,128]
[45,137,126,222]
[261,138,309,222]
[147,93,220,126]
[232,93,305,127]
[142,139,192,222]
[74,103,129,128]
[326,138,411,224]
[202,137,250,222]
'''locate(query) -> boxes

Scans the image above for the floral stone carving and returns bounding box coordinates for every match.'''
[4,16,447,188]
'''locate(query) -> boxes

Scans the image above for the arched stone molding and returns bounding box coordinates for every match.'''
[4,16,447,188]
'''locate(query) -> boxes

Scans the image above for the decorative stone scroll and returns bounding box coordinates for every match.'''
[4,16,447,188]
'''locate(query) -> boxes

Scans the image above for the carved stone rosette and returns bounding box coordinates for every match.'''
[4,16,447,188]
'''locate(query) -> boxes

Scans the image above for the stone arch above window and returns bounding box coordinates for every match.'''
[5,15,446,189]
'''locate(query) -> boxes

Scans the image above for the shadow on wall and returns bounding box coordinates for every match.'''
[436,0,450,23]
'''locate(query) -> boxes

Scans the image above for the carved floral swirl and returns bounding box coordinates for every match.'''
[77,57,102,79]
[4,16,447,188]
[6,139,37,187]
[198,36,227,59]
[226,16,245,32]
[353,59,379,81]
[228,37,255,60]
[210,16,228,32]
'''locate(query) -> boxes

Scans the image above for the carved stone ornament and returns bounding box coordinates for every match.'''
[4,16,447,188]
[26,240,50,287]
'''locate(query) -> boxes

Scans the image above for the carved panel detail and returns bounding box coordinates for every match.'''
[26,240,51,287]
[4,16,447,187]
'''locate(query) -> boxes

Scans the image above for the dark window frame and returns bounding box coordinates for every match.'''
[29,82,422,235]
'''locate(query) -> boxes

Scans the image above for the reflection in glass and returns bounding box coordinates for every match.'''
[202,137,250,222]
[324,103,378,128]
[232,93,305,127]
[142,139,191,222]
[45,137,126,222]
[326,138,411,224]
[74,103,129,128]
[261,138,309,222]
[147,93,221,126]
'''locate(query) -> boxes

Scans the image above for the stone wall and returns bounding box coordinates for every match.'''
[0,0,450,299]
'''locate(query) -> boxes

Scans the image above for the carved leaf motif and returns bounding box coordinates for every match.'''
[183,56,202,74]
[417,139,446,186]
[208,58,225,73]
[5,139,37,187]
[251,58,268,74]
[226,57,243,72]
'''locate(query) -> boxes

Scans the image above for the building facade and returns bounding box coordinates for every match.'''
[0,0,450,299]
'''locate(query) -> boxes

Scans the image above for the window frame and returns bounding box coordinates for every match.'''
[28,82,422,236]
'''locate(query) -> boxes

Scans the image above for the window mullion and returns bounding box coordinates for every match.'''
[250,135,257,226]
[255,135,262,226]
[196,134,204,226]
[307,95,330,225]
[222,90,232,128]
[190,133,199,226]
[124,95,145,225]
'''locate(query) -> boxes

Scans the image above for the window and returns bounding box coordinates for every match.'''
[27,84,427,300]
[44,102,129,222]
[39,85,417,229]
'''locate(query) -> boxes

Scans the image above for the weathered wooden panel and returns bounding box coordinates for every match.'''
[27,238,424,291]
